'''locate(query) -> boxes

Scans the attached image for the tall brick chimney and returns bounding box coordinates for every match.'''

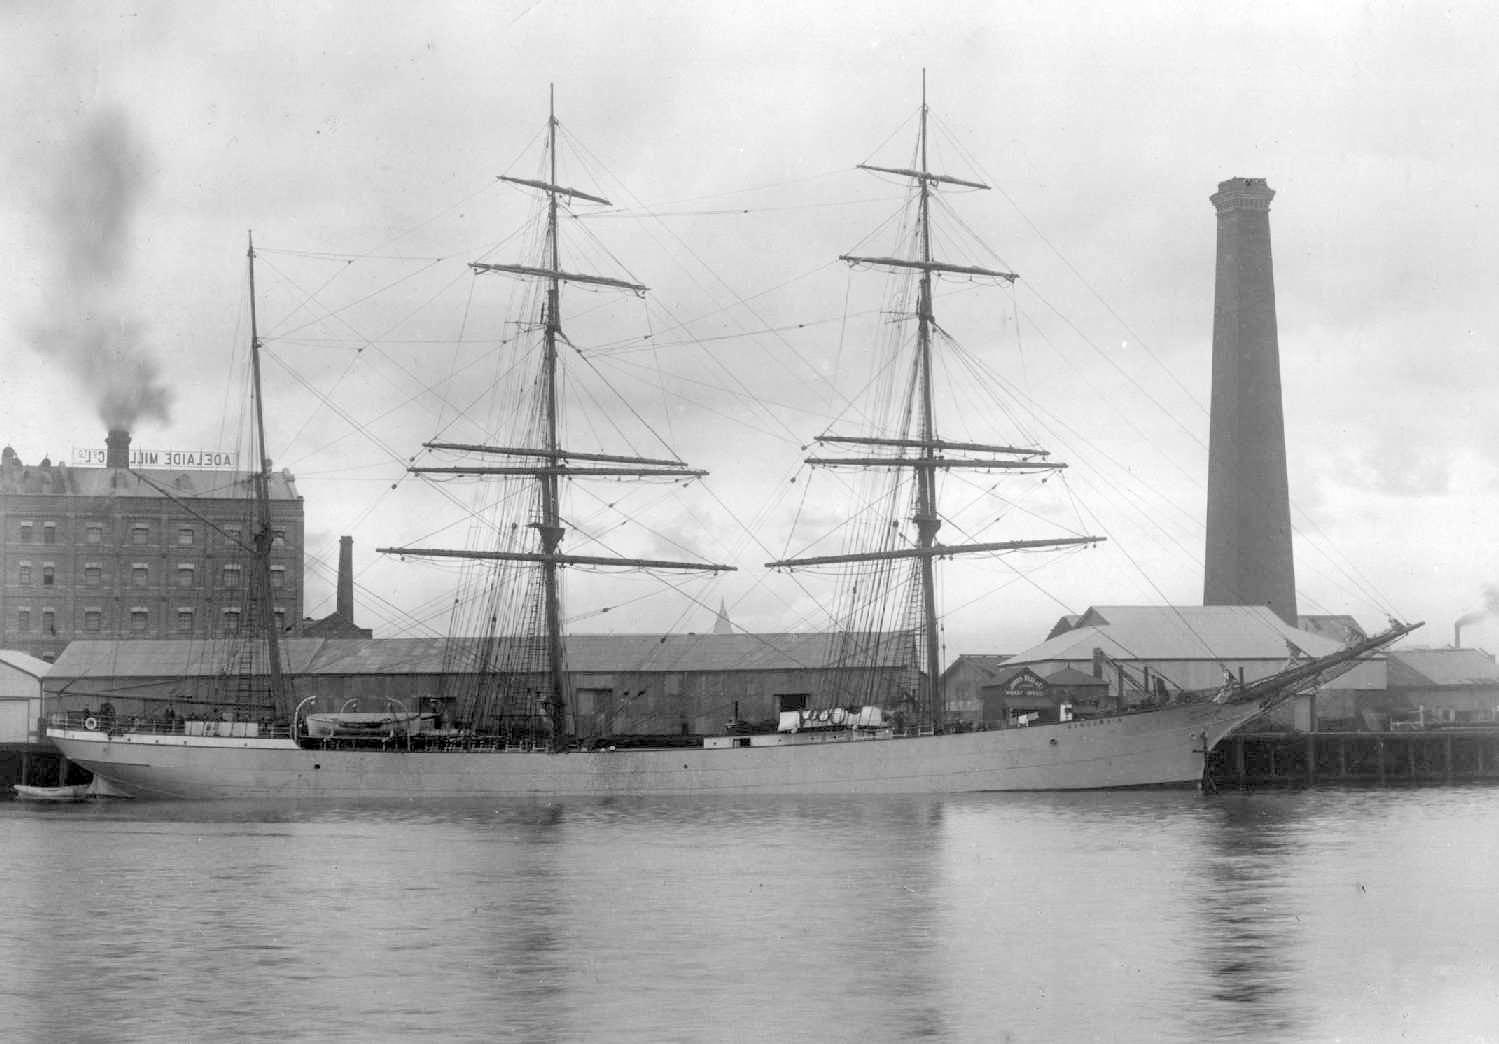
[337,535,355,621]
[106,428,131,469]
[1203,177,1297,625]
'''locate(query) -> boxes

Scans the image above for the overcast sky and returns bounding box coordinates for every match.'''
[2,1,1496,660]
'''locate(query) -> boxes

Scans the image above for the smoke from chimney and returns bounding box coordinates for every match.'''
[29,107,173,432]
[1453,584,1499,647]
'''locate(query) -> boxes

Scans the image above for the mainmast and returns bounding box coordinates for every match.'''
[379,88,732,749]
[767,75,1101,733]
[911,77,944,736]
[246,233,287,715]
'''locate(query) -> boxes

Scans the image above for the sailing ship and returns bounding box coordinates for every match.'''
[46,87,1419,799]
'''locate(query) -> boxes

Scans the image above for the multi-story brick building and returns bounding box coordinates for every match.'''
[0,432,303,661]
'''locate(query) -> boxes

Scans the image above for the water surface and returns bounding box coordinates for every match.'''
[2,787,1495,1042]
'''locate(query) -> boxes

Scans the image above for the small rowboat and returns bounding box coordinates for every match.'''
[12,777,133,802]
[13,784,91,802]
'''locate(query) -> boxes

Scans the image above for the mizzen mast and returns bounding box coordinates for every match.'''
[767,74,1101,733]
[379,87,731,749]
[246,232,289,716]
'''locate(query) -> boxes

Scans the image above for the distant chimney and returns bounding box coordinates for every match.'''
[337,535,355,621]
[106,428,131,469]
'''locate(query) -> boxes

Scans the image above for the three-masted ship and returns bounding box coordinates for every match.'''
[47,86,1418,799]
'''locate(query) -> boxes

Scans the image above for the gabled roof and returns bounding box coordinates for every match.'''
[940,653,1012,683]
[0,649,51,678]
[1387,648,1499,687]
[46,632,917,680]
[1046,614,1084,640]
[1008,605,1349,664]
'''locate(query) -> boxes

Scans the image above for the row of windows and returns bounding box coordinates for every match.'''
[11,520,291,548]
[14,606,287,635]
[11,563,288,587]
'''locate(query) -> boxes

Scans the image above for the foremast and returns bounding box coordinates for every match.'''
[766,74,1102,733]
[378,87,732,749]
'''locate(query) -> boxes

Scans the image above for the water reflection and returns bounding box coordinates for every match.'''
[1187,795,1307,1040]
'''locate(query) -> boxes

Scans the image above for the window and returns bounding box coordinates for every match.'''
[130,608,149,632]
[42,609,55,636]
[41,565,54,587]
[223,524,243,548]
[18,564,31,586]
[86,525,103,545]
[272,528,286,549]
[222,563,243,588]
[84,609,102,632]
[84,564,101,587]
[131,524,149,546]
[273,608,287,632]
[176,527,194,547]
[176,608,194,634]
[270,565,286,589]
[42,522,56,545]
[176,563,195,588]
[222,608,241,634]
[132,564,149,587]
[18,522,32,543]
[17,608,30,632]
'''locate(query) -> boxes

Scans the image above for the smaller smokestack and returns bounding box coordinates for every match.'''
[106,428,131,469]
[1455,610,1487,648]
[337,535,355,621]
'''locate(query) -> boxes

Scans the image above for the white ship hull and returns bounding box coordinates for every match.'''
[47,699,1261,800]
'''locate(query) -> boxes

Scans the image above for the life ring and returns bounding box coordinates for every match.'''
[83,717,99,731]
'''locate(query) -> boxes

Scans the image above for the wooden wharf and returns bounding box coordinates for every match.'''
[1209,727,1499,789]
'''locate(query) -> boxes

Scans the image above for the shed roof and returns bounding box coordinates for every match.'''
[1387,648,1499,687]
[1043,666,1109,687]
[47,631,917,681]
[940,653,1013,684]
[1009,605,1351,664]
[1297,614,1368,644]
[0,649,51,678]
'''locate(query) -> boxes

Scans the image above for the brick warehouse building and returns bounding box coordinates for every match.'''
[0,432,303,661]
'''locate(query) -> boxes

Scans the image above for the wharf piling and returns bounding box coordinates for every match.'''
[0,743,89,792]
[1209,728,1499,788]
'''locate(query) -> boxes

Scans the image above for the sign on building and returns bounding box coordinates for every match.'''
[71,447,240,469]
